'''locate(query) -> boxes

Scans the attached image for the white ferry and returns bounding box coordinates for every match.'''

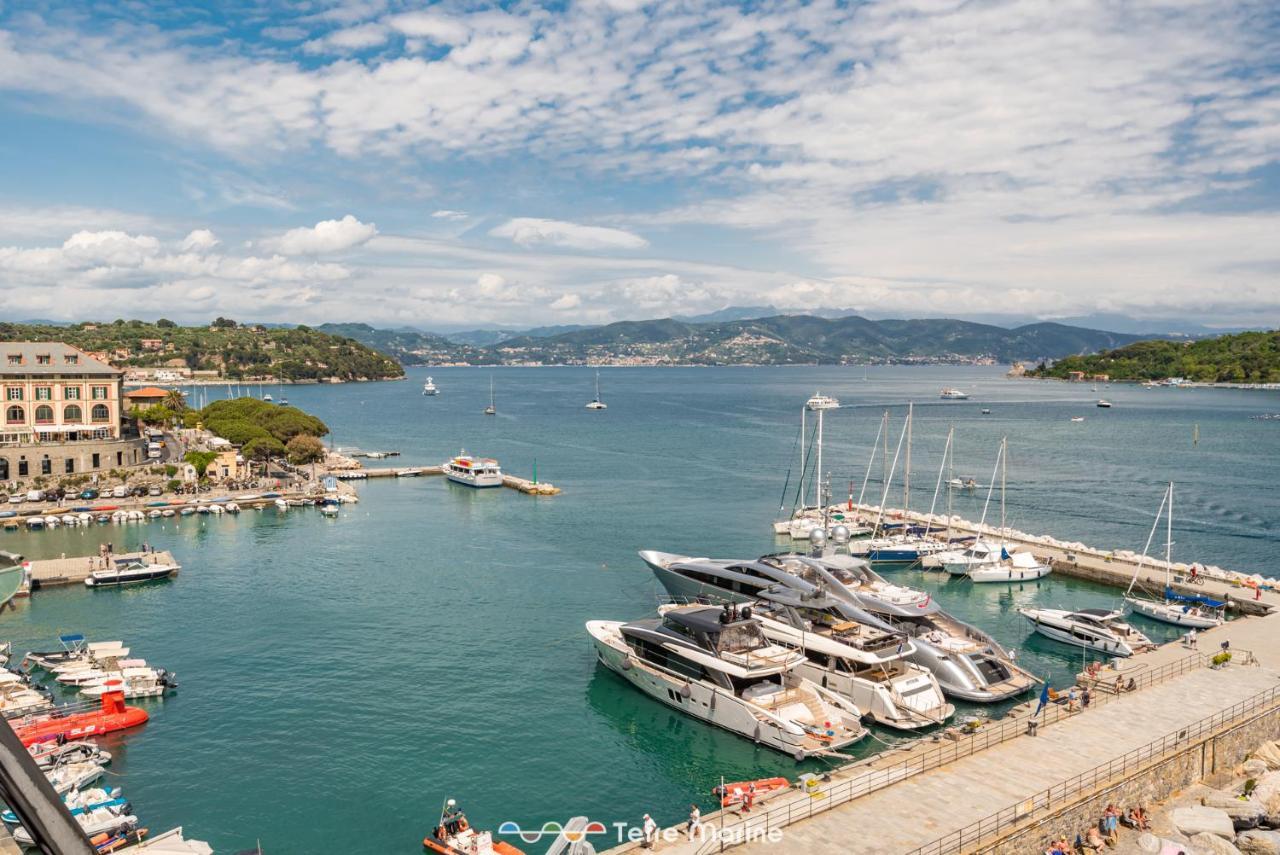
[443,451,503,488]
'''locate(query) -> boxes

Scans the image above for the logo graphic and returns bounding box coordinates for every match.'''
[497,820,608,844]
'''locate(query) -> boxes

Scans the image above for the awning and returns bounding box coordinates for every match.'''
[34,424,107,433]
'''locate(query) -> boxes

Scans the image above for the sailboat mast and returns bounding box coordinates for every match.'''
[925,426,952,536]
[815,406,824,509]
[856,412,885,509]
[946,428,955,539]
[904,403,912,512]
[1166,481,1174,584]
[800,406,807,506]
[874,416,908,534]
[1000,436,1007,542]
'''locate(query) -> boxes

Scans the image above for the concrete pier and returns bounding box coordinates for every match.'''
[326,464,561,494]
[601,613,1280,855]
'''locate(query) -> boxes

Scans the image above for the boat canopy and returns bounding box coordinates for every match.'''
[1164,587,1226,609]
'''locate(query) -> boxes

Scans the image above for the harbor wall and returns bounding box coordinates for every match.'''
[978,695,1280,854]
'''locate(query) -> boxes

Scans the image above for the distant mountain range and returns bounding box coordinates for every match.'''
[320,315,1146,366]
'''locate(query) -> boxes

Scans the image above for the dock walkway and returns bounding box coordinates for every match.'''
[24,550,178,588]
[612,615,1280,855]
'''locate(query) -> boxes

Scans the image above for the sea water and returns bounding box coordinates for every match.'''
[1,366,1277,852]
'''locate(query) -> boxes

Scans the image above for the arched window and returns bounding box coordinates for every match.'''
[4,405,22,425]
[91,404,110,423]
[34,405,53,424]
[64,404,83,423]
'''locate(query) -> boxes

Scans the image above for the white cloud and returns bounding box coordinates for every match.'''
[270,215,378,255]
[386,12,469,44]
[61,231,161,266]
[431,210,468,221]
[550,293,581,310]
[490,218,648,251]
[303,22,389,54]
[180,229,220,253]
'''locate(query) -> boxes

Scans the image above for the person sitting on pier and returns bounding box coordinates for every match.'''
[1132,805,1150,830]
[1083,825,1105,850]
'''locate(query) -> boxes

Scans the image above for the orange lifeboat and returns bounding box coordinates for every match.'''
[713,777,790,807]
[11,690,148,747]
[423,801,523,855]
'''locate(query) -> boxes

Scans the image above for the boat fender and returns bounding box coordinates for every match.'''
[753,723,761,742]
[679,683,691,699]
[794,749,806,762]
[620,657,633,672]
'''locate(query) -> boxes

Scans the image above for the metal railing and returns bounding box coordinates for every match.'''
[695,651,1207,854]
[904,680,1280,855]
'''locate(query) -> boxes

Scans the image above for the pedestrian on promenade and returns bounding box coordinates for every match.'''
[642,814,657,849]
[1082,687,1092,708]
[744,782,756,813]
[687,804,702,840]
[1187,628,1197,648]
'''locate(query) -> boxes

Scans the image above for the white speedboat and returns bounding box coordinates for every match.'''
[2,786,124,825]
[443,451,502,488]
[28,741,112,771]
[44,761,107,796]
[1018,607,1154,656]
[423,376,439,396]
[1096,399,1112,408]
[85,558,179,588]
[585,371,607,410]
[968,550,1052,583]
[587,604,866,759]
[939,388,969,400]
[81,667,177,699]
[1123,482,1225,629]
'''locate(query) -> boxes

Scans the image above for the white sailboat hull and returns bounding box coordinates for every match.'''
[968,563,1051,583]
[1124,596,1223,628]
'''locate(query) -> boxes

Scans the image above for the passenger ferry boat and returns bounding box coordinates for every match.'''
[587,603,866,759]
[443,452,502,488]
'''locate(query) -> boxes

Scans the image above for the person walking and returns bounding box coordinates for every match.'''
[687,804,702,841]
[1187,628,1197,649]
[642,814,657,849]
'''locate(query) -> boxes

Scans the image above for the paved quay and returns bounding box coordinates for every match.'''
[23,549,179,588]
[607,613,1280,855]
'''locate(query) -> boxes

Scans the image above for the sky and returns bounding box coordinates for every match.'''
[0,0,1277,330]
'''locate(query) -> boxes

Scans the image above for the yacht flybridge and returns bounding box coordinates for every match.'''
[640,548,1039,704]
[1018,607,1154,656]
[587,604,867,760]
[1123,482,1226,629]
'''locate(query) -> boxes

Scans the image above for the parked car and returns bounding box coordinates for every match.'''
[26,490,45,502]
[147,486,162,496]
[7,495,22,505]
[79,489,99,500]
[111,485,128,499]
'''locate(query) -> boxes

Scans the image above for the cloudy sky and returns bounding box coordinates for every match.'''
[0,0,1276,329]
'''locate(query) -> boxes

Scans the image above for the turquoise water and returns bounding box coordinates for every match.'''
[1,366,1277,853]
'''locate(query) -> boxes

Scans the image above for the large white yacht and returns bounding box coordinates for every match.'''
[642,548,1039,703]
[422,377,439,396]
[587,604,867,760]
[443,451,503,488]
[937,540,1003,575]
[1017,607,1154,656]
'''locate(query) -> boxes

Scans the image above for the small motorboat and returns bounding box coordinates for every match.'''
[423,799,523,855]
[980,408,991,414]
[1,786,124,824]
[57,658,147,686]
[939,388,969,400]
[24,634,89,670]
[713,777,790,808]
[320,504,339,517]
[1070,416,1085,422]
[1096,399,1112,408]
[85,559,179,588]
[28,740,112,771]
[44,761,107,796]
[81,668,177,700]
[13,800,138,847]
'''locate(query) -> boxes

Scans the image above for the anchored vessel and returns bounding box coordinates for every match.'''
[443,451,503,488]
[939,388,969,400]
[585,371,607,410]
[641,548,1037,703]
[1017,607,1154,656]
[587,603,867,760]
[423,377,440,396]
[1123,482,1225,628]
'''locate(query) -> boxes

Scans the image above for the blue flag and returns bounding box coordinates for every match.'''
[1034,680,1050,717]
[1001,546,1011,561]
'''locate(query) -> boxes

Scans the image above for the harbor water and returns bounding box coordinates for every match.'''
[2,366,1278,853]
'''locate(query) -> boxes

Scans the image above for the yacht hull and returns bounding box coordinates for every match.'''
[1124,596,1223,629]
[586,621,864,760]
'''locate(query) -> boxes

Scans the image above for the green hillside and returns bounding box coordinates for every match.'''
[1033,330,1280,383]
[0,319,403,381]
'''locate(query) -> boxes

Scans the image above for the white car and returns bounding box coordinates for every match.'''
[111,486,128,499]
[7,495,22,505]
[147,486,162,496]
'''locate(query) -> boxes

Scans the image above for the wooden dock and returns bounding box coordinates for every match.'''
[325,464,561,495]
[23,550,179,589]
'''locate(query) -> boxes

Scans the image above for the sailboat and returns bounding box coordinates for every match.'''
[483,376,496,416]
[965,438,1052,583]
[1123,483,1225,628]
[585,371,606,410]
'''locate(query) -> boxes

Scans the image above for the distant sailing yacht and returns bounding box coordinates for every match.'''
[484,376,496,415]
[585,371,607,410]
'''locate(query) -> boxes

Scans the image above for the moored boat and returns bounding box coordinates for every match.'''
[423,799,523,855]
[444,451,503,488]
[85,558,179,588]
[1018,607,1154,657]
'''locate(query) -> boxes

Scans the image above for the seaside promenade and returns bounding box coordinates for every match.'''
[609,612,1280,855]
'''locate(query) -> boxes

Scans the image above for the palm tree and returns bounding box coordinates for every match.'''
[162,389,187,413]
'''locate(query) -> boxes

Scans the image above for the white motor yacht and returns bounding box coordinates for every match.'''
[81,667,177,699]
[443,451,503,488]
[805,392,840,410]
[423,376,439,396]
[85,558,179,588]
[587,603,866,759]
[939,388,969,400]
[937,540,1003,575]
[1018,607,1154,657]
[667,598,954,730]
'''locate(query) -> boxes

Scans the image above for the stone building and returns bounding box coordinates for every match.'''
[0,342,145,484]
